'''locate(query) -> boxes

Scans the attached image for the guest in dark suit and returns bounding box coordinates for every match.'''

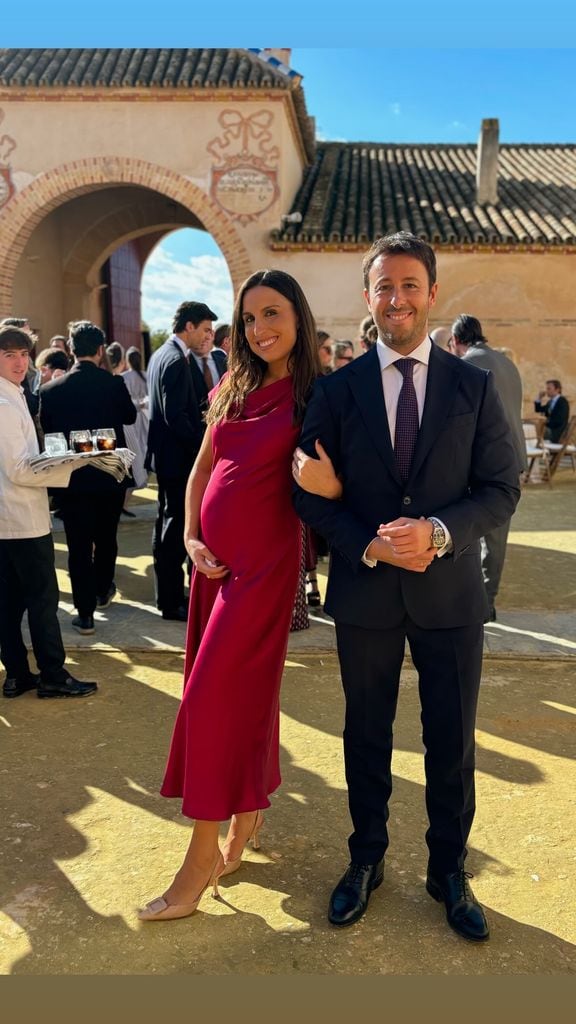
[0,325,97,700]
[40,321,137,635]
[145,301,219,621]
[293,232,520,941]
[534,379,570,443]
[450,315,527,621]
[212,322,231,358]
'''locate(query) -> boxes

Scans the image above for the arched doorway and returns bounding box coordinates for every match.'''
[141,228,234,354]
[0,156,252,347]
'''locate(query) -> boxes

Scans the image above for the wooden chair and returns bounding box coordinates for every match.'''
[543,416,576,476]
[523,421,552,487]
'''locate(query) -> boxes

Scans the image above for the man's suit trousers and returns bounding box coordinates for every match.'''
[335,617,483,873]
[0,534,67,683]
[59,490,124,616]
[152,476,188,613]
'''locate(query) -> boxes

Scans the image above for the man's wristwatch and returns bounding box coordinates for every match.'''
[427,517,446,549]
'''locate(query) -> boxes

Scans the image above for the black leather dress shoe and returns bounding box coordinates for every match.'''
[328,860,384,927]
[97,583,117,610]
[71,614,95,635]
[162,606,188,622]
[37,675,98,699]
[426,869,489,941]
[3,672,40,698]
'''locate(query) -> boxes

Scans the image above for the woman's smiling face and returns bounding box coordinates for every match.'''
[241,285,298,377]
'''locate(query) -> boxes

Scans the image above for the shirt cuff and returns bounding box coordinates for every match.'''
[361,541,377,568]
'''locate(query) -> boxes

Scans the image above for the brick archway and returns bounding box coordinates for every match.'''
[0,156,253,315]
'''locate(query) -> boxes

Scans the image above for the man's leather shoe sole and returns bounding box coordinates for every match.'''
[328,860,384,927]
[3,673,40,698]
[426,871,489,942]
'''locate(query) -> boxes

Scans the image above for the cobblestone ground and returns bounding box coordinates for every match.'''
[1,471,574,974]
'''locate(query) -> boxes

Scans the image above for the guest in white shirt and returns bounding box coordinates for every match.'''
[0,326,97,700]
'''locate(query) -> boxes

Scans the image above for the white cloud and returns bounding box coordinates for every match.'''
[141,247,234,331]
[449,120,467,130]
[316,127,348,143]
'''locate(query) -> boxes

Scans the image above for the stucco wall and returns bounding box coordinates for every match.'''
[268,249,576,414]
[0,93,306,328]
[0,94,574,413]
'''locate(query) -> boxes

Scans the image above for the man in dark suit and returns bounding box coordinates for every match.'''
[293,232,520,941]
[145,301,219,621]
[534,379,570,443]
[40,321,137,635]
[450,315,527,622]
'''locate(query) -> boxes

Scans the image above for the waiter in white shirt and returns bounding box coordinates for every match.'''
[0,326,97,700]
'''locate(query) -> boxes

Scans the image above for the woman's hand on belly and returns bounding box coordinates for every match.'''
[185,537,230,580]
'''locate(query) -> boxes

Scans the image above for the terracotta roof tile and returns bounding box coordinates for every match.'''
[0,47,315,159]
[273,142,576,247]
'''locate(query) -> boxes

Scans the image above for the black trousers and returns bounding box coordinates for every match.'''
[59,490,124,616]
[335,617,484,874]
[152,476,189,612]
[0,534,67,683]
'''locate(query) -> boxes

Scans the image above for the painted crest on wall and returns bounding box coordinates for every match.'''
[0,109,16,208]
[208,110,279,225]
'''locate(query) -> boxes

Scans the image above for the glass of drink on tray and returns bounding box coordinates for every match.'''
[43,432,68,456]
[95,427,117,451]
[70,429,94,453]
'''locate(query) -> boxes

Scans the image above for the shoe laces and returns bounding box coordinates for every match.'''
[455,870,474,900]
[347,863,374,883]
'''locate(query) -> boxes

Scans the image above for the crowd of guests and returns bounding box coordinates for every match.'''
[0,231,570,941]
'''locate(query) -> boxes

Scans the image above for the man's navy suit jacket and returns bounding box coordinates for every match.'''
[146,339,227,481]
[40,360,137,494]
[294,343,520,631]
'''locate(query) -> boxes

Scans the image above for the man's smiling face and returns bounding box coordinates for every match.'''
[365,253,438,354]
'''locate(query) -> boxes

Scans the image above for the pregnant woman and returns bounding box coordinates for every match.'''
[139,269,340,922]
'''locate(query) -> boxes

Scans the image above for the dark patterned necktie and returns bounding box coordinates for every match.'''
[201,356,213,390]
[394,358,419,481]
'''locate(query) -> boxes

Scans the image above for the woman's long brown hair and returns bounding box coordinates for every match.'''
[206,269,321,427]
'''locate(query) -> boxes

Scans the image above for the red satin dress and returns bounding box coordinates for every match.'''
[160,376,301,820]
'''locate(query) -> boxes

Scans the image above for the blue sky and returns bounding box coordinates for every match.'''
[142,44,576,330]
[3,7,575,329]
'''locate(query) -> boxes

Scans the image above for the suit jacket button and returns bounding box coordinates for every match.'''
[402,495,412,506]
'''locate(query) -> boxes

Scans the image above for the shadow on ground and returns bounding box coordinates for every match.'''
[1,651,574,975]
[2,470,575,973]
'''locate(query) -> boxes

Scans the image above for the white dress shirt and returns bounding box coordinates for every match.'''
[362,335,452,564]
[0,376,75,539]
[376,335,431,444]
[189,350,220,387]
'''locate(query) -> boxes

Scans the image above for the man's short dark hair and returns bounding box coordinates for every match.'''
[69,321,106,358]
[546,379,562,392]
[36,348,69,372]
[172,302,218,334]
[213,323,230,348]
[0,317,29,329]
[0,325,33,352]
[451,314,487,347]
[362,232,437,291]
